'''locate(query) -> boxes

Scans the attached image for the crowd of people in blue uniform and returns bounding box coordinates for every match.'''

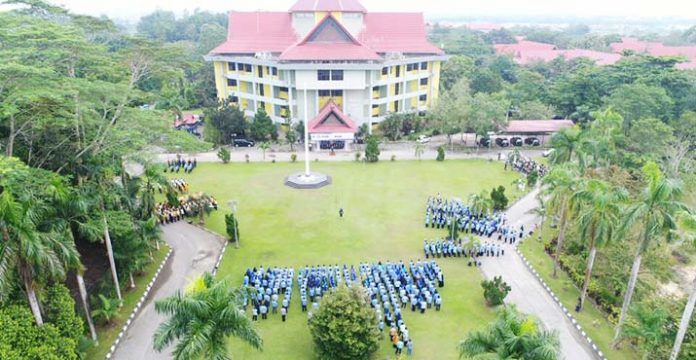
[507,156,548,177]
[164,157,197,173]
[243,266,295,322]
[424,195,507,237]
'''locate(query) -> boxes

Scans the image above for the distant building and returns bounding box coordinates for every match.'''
[494,39,621,66]
[206,0,447,150]
[609,37,696,70]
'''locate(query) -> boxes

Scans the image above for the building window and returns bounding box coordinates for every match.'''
[420,62,428,70]
[407,63,418,71]
[372,104,379,109]
[258,85,265,96]
[394,101,399,112]
[230,96,239,103]
[259,101,266,109]
[318,90,330,97]
[227,79,237,87]
[419,94,427,102]
[394,83,401,95]
[237,63,244,71]
[279,86,289,93]
[272,67,278,76]
[382,67,388,76]
[317,70,331,81]
[257,65,264,78]
[330,90,343,97]
[372,86,379,92]
[228,62,236,71]
[420,78,428,86]
[331,70,343,81]
[244,64,252,72]
[395,66,401,77]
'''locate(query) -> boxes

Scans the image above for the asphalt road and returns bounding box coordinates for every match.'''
[112,222,225,360]
[479,188,597,360]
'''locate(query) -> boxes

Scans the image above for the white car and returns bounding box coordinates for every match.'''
[416,135,431,143]
[542,149,555,157]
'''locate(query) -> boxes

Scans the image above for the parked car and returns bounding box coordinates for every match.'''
[510,137,523,147]
[495,138,510,147]
[542,149,555,157]
[524,137,541,146]
[233,138,255,147]
[478,137,491,147]
[416,135,431,144]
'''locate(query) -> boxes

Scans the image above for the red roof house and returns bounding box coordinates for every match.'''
[495,40,621,66]
[308,100,357,134]
[503,120,575,134]
[609,37,696,70]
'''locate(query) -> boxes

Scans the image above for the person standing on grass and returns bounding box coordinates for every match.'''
[339,208,344,218]
[406,339,413,356]
[281,306,287,322]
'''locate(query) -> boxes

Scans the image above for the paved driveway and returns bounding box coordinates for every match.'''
[112,222,225,359]
[479,189,597,360]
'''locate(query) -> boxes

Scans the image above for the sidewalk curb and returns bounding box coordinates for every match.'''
[514,241,606,360]
[104,248,173,360]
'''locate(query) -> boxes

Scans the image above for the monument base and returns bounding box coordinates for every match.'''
[284,172,331,189]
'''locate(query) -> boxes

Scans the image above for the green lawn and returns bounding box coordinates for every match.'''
[519,227,639,360]
[169,160,524,359]
[86,244,170,360]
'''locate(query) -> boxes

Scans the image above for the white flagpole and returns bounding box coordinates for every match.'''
[303,83,310,176]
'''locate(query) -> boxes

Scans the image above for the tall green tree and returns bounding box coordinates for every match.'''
[153,273,262,360]
[604,83,674,135]
[542,164,579,278]
[613,163,691,347]
[549,125,583,166]
[669,212,696,360]
[571,179,626,311]
[308,286,380,360]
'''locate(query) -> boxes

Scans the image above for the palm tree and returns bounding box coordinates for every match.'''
[571,179,626,311]
[259,142,270,161]
[549,125,583,165]
[527,194,547,241]
[137,165,169,221]
[468,191,493,217]
[414,143,425,161]
[542,164,578,278]
[153,273,262,360]
[669,212,696,360]
[612,162,690,348]
[91,294,121,325]
[459,305,560,360]
[0,190,81,326]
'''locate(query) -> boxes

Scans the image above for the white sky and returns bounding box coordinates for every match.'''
[39,0,696,20]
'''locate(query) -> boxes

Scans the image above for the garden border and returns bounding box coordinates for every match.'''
[104,248,173,360]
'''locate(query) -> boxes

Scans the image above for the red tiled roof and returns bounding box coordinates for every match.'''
[503,120,575,134]
[495,40,620,65]
[280,14,381,60]
[610,37,696,66]
[290,0,366,13]
[308,100,357,133]
[174,114,201,128]
[209,10,443,58]
[209,12,297,54]
[359,13,444,54]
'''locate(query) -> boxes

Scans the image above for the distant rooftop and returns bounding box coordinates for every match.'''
[289,0,367,13]
[503,120,575,134]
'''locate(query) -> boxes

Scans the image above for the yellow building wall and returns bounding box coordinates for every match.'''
[319,95,343,109]
[213,61,226,100]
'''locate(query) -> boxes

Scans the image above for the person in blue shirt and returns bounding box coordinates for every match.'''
[281,307,287,322]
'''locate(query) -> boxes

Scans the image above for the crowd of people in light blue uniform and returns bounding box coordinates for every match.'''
[297,264,358,313]
[424,195,507,237]
[360,260,443,356]
[243,266,294,322]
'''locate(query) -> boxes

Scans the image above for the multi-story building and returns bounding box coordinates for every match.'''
[206,0,446,147]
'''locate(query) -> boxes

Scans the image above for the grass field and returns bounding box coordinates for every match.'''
[519,227,639,360]
[168,160,525,359]
[87,244,170,359]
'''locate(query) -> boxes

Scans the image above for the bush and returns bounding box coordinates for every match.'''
[481,276,511,306]
[290,153,297,163]
[308,286,380,360]
[364,136,380,163]
[490,186,509,210]
[390,155,396,161]
[217,147,231,164]
[355,152,362,162]
[527,169,539,187]
[436,146,445,161]
[225,213,239,244]
[0,305,79,360]
[43,285,84,344]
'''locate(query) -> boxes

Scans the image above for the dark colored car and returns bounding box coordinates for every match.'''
[524,137,541,146]
[495,138,510,147]
[233,138,255,147]
[478,137,491,147]
[510,137,523,147]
